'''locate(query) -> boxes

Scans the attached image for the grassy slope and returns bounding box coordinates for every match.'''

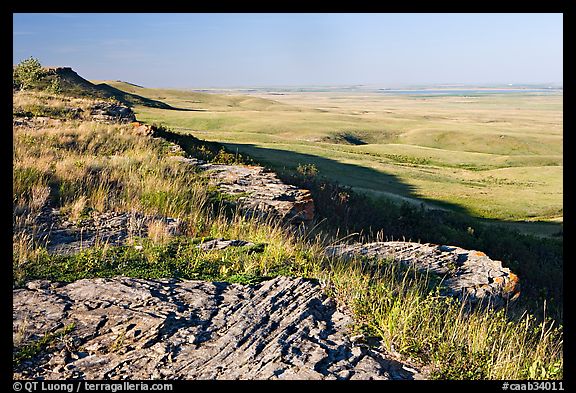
[101,82,562,236]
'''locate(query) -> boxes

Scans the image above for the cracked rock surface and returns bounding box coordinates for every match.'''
[325,241,520,306]
[198,163,315,224]
[13,276,423,380]
[197,238,255,251]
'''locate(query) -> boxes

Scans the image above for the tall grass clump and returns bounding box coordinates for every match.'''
[13,115,211,231]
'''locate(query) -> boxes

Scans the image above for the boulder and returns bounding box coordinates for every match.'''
[130,122,155,136]
[90,102,135,123]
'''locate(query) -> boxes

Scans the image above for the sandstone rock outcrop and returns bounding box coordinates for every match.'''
[13,276,423,380]
[325,241,520,306]
[89,102,136,123]
[138,123,315,225]
[199,163,315,224]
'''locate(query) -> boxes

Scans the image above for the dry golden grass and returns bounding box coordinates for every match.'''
[146,219,172,245]
[13,90,109,121]
[322,258,563,379]
[29,185,50,212]
[68,195,88,222]
[13,106,210,228]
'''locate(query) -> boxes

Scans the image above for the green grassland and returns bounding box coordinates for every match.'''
[100,82,563,236]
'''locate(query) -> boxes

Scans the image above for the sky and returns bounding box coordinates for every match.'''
[13,13,563,88]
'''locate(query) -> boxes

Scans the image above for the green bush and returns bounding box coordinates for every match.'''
[13,57,45,90]
[296,163,319,179]
[46,78,62,94]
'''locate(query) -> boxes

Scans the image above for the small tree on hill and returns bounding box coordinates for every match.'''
[13,57,44,90]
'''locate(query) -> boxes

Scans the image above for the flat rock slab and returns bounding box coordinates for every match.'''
[325,241,520,306]
[13,276,422,380]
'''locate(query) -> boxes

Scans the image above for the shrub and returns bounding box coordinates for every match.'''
[13,57,45,90]
[46,78,62,94]
[296,163,319,179]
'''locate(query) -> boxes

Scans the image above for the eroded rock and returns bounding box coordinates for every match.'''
[90,102,135,123]
[325,241,520,307]
[197,238,255,251]
[13,276,423,380]
[128,124,314,224]
[198,164,315,224]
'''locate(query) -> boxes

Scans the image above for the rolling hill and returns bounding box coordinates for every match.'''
[38,67,175,109]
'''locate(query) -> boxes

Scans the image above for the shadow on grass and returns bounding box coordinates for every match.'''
[222,142,468,215]
[97,83,205,112]
[222,142,563,238]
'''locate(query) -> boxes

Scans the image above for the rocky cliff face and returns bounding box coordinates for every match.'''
[13,276,423,380]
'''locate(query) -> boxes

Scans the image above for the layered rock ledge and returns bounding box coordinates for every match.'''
[326,241,520,306]
[89,102,136,123]
[13,276,423,380]
[202,163,315,224]
[170,155,315,225]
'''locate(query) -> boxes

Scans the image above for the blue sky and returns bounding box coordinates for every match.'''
[13,13,563,88]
